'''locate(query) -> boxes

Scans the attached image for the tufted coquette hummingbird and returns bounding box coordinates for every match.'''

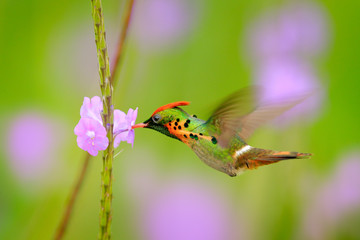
[132,87,311,177]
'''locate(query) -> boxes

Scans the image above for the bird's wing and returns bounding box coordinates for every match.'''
[206,87,257,145]
[236,96,309,140]
[206,87,310,147]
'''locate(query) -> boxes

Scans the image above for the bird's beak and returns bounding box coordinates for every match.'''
[132,123,148,129]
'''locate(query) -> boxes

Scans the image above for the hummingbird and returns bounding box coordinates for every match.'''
[132,87,311,177]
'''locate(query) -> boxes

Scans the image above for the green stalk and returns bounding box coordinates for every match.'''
[90,0,114,239]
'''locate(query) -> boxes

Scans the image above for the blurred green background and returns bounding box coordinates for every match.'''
[1,0,360,239]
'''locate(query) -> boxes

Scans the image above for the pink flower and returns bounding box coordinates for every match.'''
[80,96,103,124]
[74,96,139,155]
[114,108,138,148]
[74,118,109,156]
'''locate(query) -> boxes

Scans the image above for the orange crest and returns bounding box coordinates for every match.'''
[151,101,190,116]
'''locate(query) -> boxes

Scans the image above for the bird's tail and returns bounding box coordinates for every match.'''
[236,147,311,170]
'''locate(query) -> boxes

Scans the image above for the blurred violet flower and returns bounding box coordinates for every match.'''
[247,1,329,61]
[255,58,325,124]
[132,0,196,52]
[74,118,109,156]
[74,96,138,155]
[245,1,329,126]
[113,108,138,148]
[5,111,65,182]
[141,180,236,240]
[123,156,247,239]
[302,151,360,239]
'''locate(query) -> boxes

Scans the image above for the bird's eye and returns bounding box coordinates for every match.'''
[152,114,162,123]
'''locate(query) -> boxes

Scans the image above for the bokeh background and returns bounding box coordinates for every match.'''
[1,0,360,239]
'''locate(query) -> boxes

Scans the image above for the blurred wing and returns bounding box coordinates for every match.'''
[207,86,257,133]
[207,87,311,147]
[238,95,309,140]
[206,86,258,147]
[208,86,258,126]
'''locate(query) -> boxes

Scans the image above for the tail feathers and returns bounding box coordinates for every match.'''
[254,150,312,161]
[237,148,311,171]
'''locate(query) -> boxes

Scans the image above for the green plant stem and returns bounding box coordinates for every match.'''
[54,153,91,240]
[90,0,114,239]
[91,0,135,239]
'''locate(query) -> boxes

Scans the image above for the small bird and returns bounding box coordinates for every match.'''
[132,87,311,177]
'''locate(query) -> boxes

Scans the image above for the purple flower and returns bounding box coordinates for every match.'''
[74,118,109,156]
[75,96,108,156]
[74,96,138,154]
[113,108,138,148]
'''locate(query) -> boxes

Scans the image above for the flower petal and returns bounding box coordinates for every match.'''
[76,135,89,151]
[80,97,90,116]
[113,107,138,147]
[113,136,121,148]
[94,136,109,151]
[87,147,98,156]
[93,121,107,136]
[74,119,87,135]
[127,108,134,119]
[114,131,129,148]
[126,129,135,147]
[113,109,127,133]
[80,96,103,124]
[130,108,138,126]
[74,117,109,156]
[126,108,138,125]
